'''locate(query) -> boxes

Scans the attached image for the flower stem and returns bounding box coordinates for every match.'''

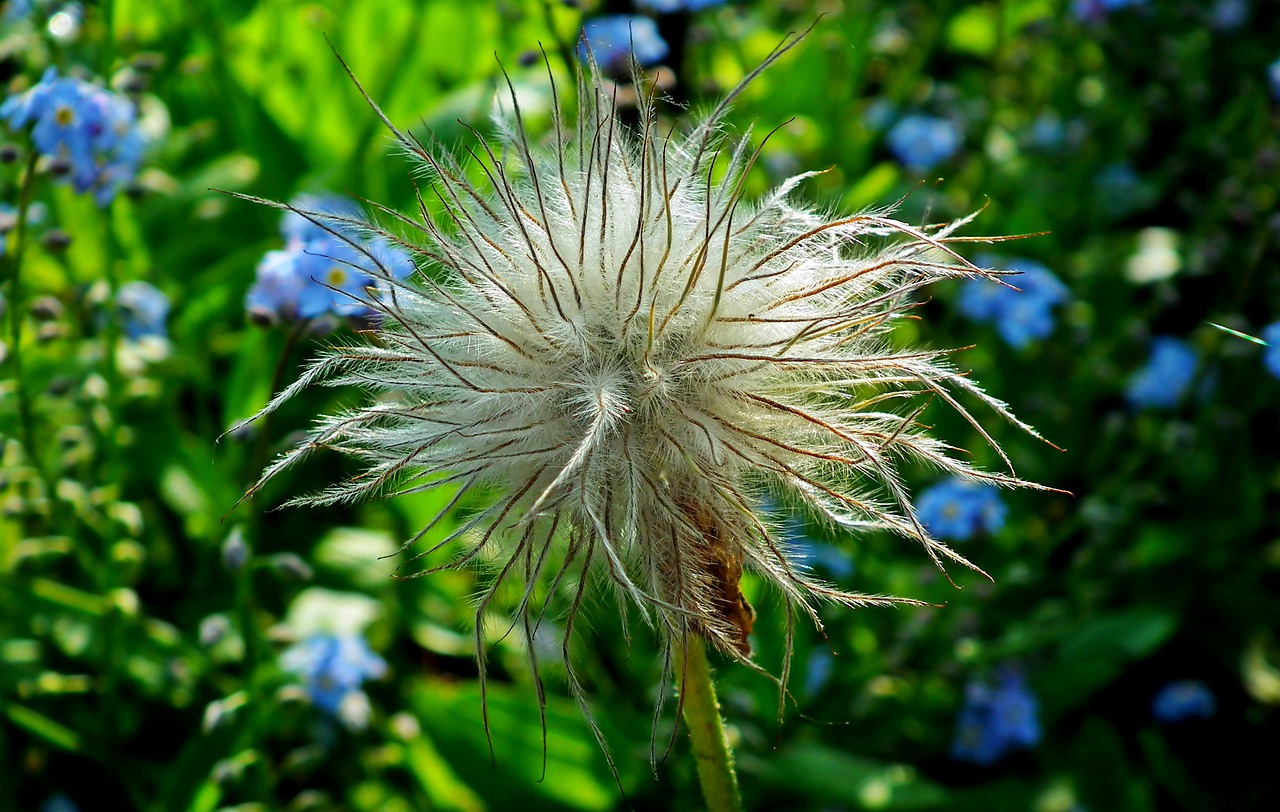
[677,634,743,812]
[4,153,48,519]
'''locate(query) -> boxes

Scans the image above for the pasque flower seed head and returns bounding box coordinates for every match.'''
[236,32,1046,730]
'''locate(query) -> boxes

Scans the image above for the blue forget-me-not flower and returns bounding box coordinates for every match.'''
[1152,679,1217,723]
[1,67,148,205]
[1261,321,1280,379]
[916,478,1006,541]
[951,668,1041,765]
[1071,0,1147,21]
[578,16,669,73]
[116,281,169,340]
[280,632,387,718]
[246,194,415,325]
[958,255,1068,349]
[886,114,960,171]
[636,0,727,12]
[1125,336,1199,409]
[1208,0,1248,31]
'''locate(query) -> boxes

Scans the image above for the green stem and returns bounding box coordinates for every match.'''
[235,556,262,744]
[247,317,309,521]
[98,203,125,778]
[5,153,46,516]
[677,634,743,812]
[100,0,115,77]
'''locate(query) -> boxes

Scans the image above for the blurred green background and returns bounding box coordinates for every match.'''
[2,1,1279,810]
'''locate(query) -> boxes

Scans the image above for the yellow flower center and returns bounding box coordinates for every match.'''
[326,267,347,286]
[55,105,75,126]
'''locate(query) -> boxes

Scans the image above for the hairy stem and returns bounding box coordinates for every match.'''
[677,634,743,812]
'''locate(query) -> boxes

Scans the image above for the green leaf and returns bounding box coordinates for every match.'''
[29,578,106,616]
[4,703,82,752]
[1049,610,1177,710]
[399,729,485,812]
[947,6,998,58]
[409,678,622,811]
[844,163,901,211]
[753,742,948,808]
[1074,717,1156,812]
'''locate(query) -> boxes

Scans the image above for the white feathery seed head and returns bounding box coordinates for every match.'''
[236,33,1048,748]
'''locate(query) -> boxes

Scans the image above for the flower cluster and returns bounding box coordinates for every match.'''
[280,632,386,723]
[245,194,415,326]
[1152,679,1216,723]
[885,114,961,171]
[915,478,1007,541]
[951,669,1041,765]
[958,256,1068,349]
[1,67,147,206]
[1125,336,1198,409]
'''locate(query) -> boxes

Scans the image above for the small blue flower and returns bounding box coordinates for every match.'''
[578,16,670,73]
[1268,56,1280,101]
[1071,0,1147,21]
[863,98,897,132]
[280,633,387,716]
[915,478,1006,541]
[1152,679,1217,723]
[0,67,54,129]
[1209,0,1248,31]
[38,793,79,812]
[294,236,378,318]
[958,256,1068,349]
[951,668,1041,765]
[247,195,415,324]
[885,114,960,171]
[1094,163,1147,217]
[91,93,147,204]
[116,281,169,340]
[1262,321,1280,379]
[1,67,148,205]
[804,647,834,695]
[1028,112,1065,150]
[30,79,105,190]
[246,249,307,324]
[2,0,32,24]
[1125,337,1198,410]
[636,0,727,12]
[282,194,363,246]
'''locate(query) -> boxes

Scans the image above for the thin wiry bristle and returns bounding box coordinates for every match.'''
[239,35,1047,768]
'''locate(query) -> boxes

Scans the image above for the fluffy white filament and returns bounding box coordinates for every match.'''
[235,34,1045,762]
